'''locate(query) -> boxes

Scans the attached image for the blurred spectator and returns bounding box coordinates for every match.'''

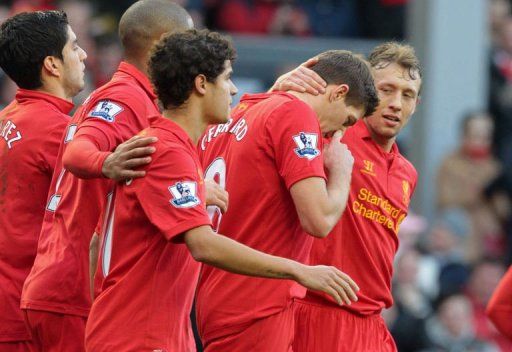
[466,260,512,350]
[357,0,407,39]
[298,0,360,37]
[489,0,511,45]
[490,16,512,165]
[422,295,499,352]
[213,0,310,36]
[436,112,502,261]
[417,209,471,300]
[485,166,512,264]
[386,249,431,351]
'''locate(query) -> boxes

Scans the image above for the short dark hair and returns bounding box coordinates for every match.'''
[311,50,379,117]
[149,29,236,109]
[0,11,69,89]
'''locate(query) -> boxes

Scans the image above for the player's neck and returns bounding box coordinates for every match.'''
[162,104,207,144]
[286,91,322,115]
[371,132,395,152]
[35,81,72,102]
[124,56,148,77]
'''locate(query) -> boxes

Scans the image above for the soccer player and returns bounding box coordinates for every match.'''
[0,11,86,352]
[20,1,195,350]
[292,43,421,351]
[487,266,512,339]
[85,28,358,352]
[196,50,379,351]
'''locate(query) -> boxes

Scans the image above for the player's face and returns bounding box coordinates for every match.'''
[320,90,365,137]
[365,62,420,141]
[205,60,238,125]
[59,26,87,98]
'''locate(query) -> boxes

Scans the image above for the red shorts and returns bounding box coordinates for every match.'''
[293,299,397,352]
[0,340,38,352]
[23,309,86,352]
[203,305,294,352]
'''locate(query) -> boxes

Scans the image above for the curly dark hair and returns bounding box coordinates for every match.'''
[311,50,379,117]
[149,29,236,109]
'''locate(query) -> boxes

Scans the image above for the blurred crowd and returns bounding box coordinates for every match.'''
[1,0,512,351]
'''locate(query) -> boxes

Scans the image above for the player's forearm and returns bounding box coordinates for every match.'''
[185,226,302,280]
[63,137,110,179]
[325,168,351,221]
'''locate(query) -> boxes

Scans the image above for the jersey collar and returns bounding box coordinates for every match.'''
[117,61,157,101]
[15,88,74,114]
[353,119,399,155]
[149,115,195,150]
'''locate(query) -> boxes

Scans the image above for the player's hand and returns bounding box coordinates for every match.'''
[269,57,327,95]
[323,130,354,179]
[295,264,359,305]
[205,180,229,213]
[102,135,157,181]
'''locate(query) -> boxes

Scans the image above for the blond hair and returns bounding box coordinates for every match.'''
[368,42,422,80]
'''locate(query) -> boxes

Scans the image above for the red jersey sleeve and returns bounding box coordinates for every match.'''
[265,100,326,189]
[487,266,512,338]
[77,98,147,152]
[136,146,212,241]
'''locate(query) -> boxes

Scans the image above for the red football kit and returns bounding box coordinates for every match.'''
[196,92,326,351]
[20,62,158,350]
[294,119,417,351]
[0,90,71,350]
[85,116,211,352]
[487,266,512,339]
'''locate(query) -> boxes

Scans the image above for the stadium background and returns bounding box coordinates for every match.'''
[0,0,511,350]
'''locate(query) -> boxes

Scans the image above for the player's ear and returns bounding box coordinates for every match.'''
[42,56,61,78]
[194,74,207,96]
[330,84,349,102]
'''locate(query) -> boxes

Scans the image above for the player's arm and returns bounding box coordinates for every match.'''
[184,225,358,305]
[62,100,157,181]
[486,266,512,338]
[63,131,157,181]
[89,232,99,300]
[290,130,353,238]
[269,57,327,95]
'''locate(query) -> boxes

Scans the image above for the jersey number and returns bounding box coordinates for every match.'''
[204,157,226,232]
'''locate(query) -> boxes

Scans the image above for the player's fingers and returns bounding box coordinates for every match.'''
[323,285,343,306]
[300,57,319,68]
[333,129,344,140]
[332,274,358,303]
[124,146,157,160]
[120,169,146,180]
[291,71,323,95]
[123,157,152,169]
[280,80,306,93]
[332,279,352,305]
[128,136,158,148]
[297,66,327,91]
[333,267,360,292]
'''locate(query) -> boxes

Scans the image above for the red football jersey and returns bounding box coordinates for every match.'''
[21,62,159,317]
[302,119,417,314]
[487,266,512,339]
[85,116,211,352]
[0,89,72,342]
[196,92,326,343]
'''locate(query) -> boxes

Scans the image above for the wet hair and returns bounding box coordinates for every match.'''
[119,0,192,59]
[368,42,422,81]
[0,10,69,89]
[311,50,379,117]
[149,29,236,109]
